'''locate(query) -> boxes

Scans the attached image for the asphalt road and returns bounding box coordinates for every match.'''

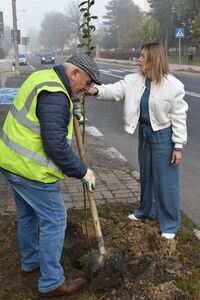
[27,55,200,227]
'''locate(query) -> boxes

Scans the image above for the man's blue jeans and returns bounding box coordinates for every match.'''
[134,125,180,234]
[0,168,67,292]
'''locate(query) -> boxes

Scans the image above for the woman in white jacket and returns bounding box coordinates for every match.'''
[88,42,188,239]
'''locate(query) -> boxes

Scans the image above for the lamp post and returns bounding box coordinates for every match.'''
[12,0,20,76]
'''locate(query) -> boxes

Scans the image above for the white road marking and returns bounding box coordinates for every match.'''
[85,126,103,136]
[100,70,123,79]
[85,126,127,162]
[108,69,126,73]
[121,68,138,72]
[193,229,200,240]
[101,147,127,161]
[185,91,200,98]
[85,126,127,161]
[99,69,111,73]
[29,64,36,70]
[108,68,138,73]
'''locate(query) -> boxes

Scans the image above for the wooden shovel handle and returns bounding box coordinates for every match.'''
[73,117,106,255]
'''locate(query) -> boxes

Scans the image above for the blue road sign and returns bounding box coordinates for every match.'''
[175,28,185,38]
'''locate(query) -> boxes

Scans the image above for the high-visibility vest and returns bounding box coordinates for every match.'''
[0,68,74,183]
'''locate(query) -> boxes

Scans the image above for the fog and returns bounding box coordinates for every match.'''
[0,0,145,36]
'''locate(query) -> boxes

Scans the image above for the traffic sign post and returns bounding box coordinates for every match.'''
[175,28,185,68]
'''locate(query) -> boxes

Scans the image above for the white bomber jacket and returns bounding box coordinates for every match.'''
[96,72,188,149]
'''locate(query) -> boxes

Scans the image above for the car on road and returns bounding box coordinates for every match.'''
[12,53,28,66]
[40,52,55,64]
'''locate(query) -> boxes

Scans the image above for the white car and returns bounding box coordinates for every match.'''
[12,54,28,66]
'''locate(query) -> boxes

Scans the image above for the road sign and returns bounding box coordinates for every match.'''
[11,29,21,44]
[175,28,185,38]
[22,37,30,45]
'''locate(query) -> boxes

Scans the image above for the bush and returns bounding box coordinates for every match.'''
[99,50,139,60]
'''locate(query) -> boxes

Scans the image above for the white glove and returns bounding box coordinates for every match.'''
[73,103,86,125]
[82,168,95,192]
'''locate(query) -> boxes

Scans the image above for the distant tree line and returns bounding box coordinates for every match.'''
[2,0,200,56]
[97,0,200,54]
[147,0,200,53]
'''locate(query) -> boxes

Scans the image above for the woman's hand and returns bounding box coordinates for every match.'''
[171,150,182,165]
[84,87,98,96]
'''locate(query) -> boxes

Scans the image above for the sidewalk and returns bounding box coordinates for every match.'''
[0,58,140,213]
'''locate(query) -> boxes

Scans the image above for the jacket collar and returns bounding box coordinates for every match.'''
[53,65,72,96]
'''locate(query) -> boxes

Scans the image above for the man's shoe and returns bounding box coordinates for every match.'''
[161,233,175,239]
[39,278,86,297]
[128,213,140,221]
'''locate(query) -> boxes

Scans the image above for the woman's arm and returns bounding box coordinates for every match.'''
[87,79,126,101]
[170,81,188,149]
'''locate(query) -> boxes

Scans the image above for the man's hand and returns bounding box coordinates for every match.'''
[171,150,182,165]
[82,168,95,192]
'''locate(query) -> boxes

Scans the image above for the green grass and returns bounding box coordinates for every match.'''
[177,269,200,300]
[168,55,200,65]
[176,213,200,300]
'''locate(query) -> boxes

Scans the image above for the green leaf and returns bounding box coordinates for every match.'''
[80,8,88,12]
[83,12,90,18]
[89,25,96,31]
[89,0,95,6]
[79,23,87,29]
[82,28,90,33]
[79,1,88,8]
[77,43,86,48]
[89,16,98,19]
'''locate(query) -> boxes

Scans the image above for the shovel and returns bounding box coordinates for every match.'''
[73,117,123,289]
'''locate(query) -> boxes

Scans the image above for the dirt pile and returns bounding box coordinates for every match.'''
[0,204,200,300]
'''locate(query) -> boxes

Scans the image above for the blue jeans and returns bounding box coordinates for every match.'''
[134,125,180,234]
[0,168,67,292]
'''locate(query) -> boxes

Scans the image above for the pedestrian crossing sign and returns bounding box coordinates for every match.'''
[175,28,185,38]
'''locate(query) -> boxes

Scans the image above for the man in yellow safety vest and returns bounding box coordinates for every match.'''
[0,54,101,297]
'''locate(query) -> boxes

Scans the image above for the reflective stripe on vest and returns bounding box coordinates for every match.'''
[13,82,62,133]
[10,81,72,135]
[1,131,59,171]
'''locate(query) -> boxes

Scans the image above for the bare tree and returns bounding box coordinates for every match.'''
[39,12,70,51]
[65,0,83,44]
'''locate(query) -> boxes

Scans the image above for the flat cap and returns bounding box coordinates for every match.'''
[67,54,101,85]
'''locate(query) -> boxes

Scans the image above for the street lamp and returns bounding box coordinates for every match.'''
[11,0,20,75]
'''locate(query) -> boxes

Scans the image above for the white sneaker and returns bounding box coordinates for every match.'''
[161,233,175,239]
[128,213,140,221]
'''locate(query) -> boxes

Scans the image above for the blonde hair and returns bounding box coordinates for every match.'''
[141,42,169,84]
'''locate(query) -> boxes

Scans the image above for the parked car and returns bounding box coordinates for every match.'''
[12,53,27,66]
[40,52,55,64]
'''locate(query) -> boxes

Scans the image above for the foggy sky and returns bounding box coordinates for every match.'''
[0,0,143,36]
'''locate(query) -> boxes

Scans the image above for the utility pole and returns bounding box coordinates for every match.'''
[12,0,20,75]
[0,11,4,54]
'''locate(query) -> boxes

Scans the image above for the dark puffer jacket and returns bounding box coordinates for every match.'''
[36,64,87,179]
